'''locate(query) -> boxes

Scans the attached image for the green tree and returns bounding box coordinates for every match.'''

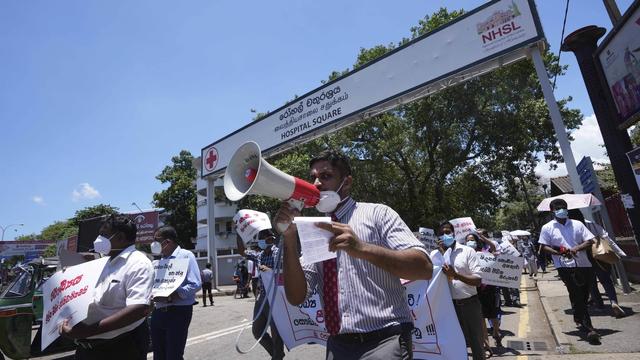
[42,244,57,258]
[153,150,197,249]
[70,204,119,226]
[15,233,40,241]
[40,221,77,241]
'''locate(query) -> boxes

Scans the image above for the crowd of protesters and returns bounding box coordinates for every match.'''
[47,149,631,360]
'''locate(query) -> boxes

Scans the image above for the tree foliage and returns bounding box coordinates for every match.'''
[153,150,197,249]
[243,8,582,233]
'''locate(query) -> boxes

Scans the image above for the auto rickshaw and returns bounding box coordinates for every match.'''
[0,258,76,360]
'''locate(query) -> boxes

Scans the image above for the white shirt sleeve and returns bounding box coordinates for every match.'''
[125,259,154,306]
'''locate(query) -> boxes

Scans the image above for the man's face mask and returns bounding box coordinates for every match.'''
[316,177,347,213]
[93,234,116,255]
[554,208,569,219]
[150,241,162,255]
[258,239,268,250]
[467,241,477,249]
[439,233,455,247]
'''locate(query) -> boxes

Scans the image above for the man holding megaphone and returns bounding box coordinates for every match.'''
[274,150,433,360]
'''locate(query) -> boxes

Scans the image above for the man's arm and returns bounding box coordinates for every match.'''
[275,202,308,306]
[316,222,432,280]
[175,252,202,300]
[442,264,482,286]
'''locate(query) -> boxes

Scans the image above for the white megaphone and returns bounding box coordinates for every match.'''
[224,141,320,232]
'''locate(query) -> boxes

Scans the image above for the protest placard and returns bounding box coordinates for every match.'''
[476,252,524,289]
[152,258,189,297]
[418,227,437,251]
[449,217,476,243]
[497,239,521,257]
[42,257,110,350]
[263,267,467,359]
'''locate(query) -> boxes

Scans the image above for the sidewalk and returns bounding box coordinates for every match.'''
[536,268,640,355]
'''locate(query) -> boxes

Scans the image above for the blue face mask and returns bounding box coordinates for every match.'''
[258,239,267,250]
[440,234,455,247]
[554,208,569,219]
[467,241,477,250]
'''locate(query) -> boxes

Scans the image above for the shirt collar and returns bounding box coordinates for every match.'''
[552,218,572,227]
[330,196,356,222]
[111,244,137,262]
[164,245,182,259]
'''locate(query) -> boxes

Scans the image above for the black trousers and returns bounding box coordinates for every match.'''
[202,282,213,305]
[557,267,594,329]
[75,320,149,360]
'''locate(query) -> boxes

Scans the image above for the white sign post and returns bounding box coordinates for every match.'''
[152,258,189,297]
[263,268,467,359]
[201,0,544,178]
[476,252,524,289]
[42,257,110,350]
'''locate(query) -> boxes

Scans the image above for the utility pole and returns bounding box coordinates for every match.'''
[562,26,640,249]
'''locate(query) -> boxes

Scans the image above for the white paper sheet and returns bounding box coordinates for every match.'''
[294,217,336,265]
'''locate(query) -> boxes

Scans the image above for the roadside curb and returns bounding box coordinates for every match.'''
[536,279,572,353]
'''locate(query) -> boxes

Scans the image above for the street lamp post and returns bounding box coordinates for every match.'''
[131,202,144,213]
[1,223,24,241]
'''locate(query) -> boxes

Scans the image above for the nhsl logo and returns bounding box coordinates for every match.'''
[477,0,523,44]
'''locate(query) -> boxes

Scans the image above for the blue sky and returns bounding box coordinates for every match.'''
[0,0,634,239]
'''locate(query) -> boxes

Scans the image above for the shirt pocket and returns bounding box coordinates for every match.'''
[98,277,126,309]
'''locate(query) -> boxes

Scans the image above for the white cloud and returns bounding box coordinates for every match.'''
[535,114,608,179]
[71,183,101,202]
[32,196,45,205]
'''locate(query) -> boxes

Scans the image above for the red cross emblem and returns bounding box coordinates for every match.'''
[205,147,219,172]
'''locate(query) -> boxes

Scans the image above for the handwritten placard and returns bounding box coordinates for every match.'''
[476,252,523,289]
[449,217,476,243]
[152,258,189,297]
[42,257,109,350]
[418,227,437,251]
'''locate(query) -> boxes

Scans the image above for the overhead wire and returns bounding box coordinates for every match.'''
[552,0,571,90]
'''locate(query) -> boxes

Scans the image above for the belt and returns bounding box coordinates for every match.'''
[331,323,411,344]
[155,304,193,312]
[452,294,478,306]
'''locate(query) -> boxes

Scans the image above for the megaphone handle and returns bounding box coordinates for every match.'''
[276,199,305,233]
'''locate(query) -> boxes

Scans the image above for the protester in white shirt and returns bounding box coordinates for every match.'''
[437,221,485,360]
[539,199,600,343]
[60,214,154,360]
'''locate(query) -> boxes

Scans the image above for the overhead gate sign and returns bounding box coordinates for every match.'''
[202,0,544,177]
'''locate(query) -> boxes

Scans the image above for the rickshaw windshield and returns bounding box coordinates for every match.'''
[0,269,32,298]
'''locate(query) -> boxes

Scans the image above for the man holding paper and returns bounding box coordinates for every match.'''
[150,226,202,360]
[59,214,154,360]
[275,150,432,360]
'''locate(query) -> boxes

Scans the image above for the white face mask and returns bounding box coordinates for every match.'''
[315,178,346,213]
[150,241,162,255]
[93,234,113,255]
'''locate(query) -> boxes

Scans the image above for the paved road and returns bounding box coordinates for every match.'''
[32,273,617,360]
[31,295,325,360]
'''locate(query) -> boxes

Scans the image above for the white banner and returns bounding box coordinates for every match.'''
[42,257,110,350]
[152,258,189,297]
[418,227,437,251]
[201,0,543,177]
[476,252,523,289]
[263,268,467,359]
[449,217,476,243]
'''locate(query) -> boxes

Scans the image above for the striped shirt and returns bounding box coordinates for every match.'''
[301,197,428,334]
[246,246,280,292]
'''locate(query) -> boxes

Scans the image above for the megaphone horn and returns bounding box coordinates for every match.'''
[224,141,320,210]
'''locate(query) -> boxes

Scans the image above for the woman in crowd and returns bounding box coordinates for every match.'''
[466,231,503,354]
